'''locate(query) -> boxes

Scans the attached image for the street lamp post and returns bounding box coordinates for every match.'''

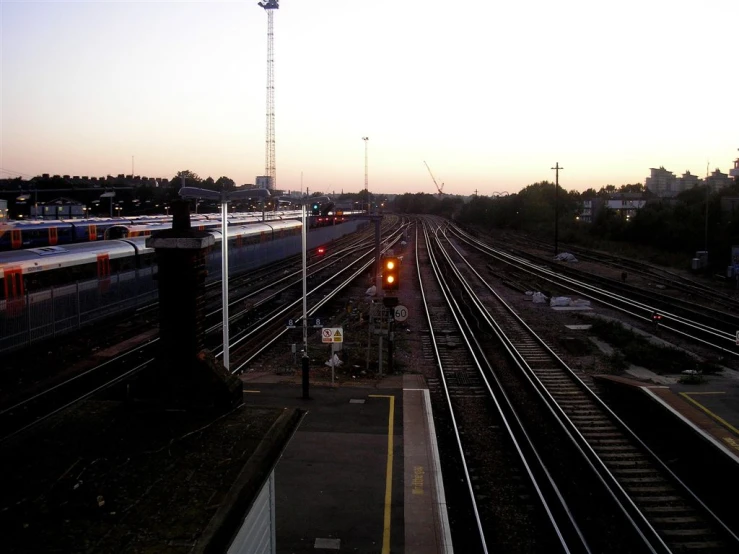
[299,193,330,399]
[179,186,271,370]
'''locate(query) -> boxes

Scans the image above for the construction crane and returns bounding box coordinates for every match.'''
[423,161,445,197]
[258,1,279,190]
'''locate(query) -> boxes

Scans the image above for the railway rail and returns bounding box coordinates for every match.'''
[492,231,739,314]
[451,226,739,359]
[0,219,405,441]
[419,216,739,552]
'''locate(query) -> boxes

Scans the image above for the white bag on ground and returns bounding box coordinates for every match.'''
[532,292,548,304]
[550,296,572,307]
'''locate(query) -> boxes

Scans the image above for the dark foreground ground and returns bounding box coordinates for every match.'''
[0,397,302,553]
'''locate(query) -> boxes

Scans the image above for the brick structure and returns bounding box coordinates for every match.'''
[144,200,242,410]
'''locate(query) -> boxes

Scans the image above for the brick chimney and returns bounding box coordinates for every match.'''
[143,200,242,411]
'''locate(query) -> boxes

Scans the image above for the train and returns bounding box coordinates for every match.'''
[0,218,304,301]
[0,215,369,353]
[0,210,304,251]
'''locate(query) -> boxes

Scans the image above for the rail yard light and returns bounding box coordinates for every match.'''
[297,194,331,398]
[179,186,271,370]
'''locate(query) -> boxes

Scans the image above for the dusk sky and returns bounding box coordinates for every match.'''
[1,0,737,196]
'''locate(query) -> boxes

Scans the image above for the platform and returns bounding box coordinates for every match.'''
[241,373,452,553]
[594,373,739,462]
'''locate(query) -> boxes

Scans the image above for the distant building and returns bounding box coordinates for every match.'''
[578,198,603,223]
[674,170,701,193]
[645,167,677,196]
[0,199,8,221]
[30,197,85,219]
[646,157,737,196]
[729,154,739,181]
[606,193,647,220]
[705,168,732,192]
[255,176,273,191]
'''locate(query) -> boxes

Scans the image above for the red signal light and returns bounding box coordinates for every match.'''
[317,246,326,255]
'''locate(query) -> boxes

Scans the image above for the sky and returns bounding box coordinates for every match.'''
[1,0,737,196]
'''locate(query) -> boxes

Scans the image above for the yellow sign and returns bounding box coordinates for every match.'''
[322,327,343,343]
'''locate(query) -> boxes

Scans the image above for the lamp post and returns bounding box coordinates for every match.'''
[299,193,330,398]
[179,186,271,370]
[362,137,369,213]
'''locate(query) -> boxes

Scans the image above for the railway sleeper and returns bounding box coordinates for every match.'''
[667,541,725,550]
[626,486,677,494]
[597,448,641,456]
[631,495,687,503]
[580,430,623,438]
[641,505,699,514]
[618,477,669,484]
[603,459,653,467]
[587,438,631,445]
[593,445,638,453]
[652,516,705,525]
[556,399,596,407]
[661,528,718,537]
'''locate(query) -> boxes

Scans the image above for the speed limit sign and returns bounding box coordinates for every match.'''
[393,305,408,322]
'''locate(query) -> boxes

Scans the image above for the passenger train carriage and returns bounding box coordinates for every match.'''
[0,219,304,302]
[0,210,303,251]
[0,213,368,353]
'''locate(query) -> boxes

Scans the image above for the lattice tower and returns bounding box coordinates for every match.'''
[260,1,278,190]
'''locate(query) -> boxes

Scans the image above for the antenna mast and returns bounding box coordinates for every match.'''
[259,1,279,190]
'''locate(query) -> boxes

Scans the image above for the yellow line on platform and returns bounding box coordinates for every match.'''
[680,392,739,436]
[243,390,261,393]
[370,394,395,554]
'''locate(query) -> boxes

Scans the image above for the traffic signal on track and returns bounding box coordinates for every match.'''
[382,256,400,291]
[311,202,320,215]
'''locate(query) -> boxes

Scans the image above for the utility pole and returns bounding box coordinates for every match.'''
[551,163,563,255]
[704,160,710,259]
[363,137,369,213]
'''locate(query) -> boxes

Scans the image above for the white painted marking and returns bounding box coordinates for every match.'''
[314,537,341,549]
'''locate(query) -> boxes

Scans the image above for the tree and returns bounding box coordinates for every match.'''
[620,183,645,193]
[172,170,202,189]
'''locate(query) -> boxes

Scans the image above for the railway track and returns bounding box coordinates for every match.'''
[420,217,739,552]
[0,220,407,441]
[492,230,739,314]
[417,220,583,553]
[450,225,739,359]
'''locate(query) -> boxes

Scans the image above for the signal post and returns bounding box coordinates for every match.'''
[369,255,406,375]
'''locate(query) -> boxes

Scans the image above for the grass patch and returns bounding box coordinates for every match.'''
[587,318,721,375]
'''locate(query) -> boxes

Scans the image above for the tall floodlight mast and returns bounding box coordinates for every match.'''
[259,1,279,190]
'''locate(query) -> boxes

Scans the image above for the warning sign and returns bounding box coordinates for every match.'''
[322,327,343,343]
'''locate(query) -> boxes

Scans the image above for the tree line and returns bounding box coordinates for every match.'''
[389,182,739,271]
